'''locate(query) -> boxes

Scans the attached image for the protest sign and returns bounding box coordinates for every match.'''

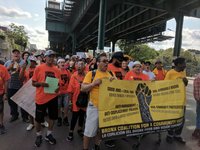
[11,79,36,118]
[44,77,58,94]
[98,79,185,139]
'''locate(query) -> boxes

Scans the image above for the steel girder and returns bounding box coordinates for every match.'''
[45,0,200,52]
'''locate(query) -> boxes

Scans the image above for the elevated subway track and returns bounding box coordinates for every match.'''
[45,0,200,55]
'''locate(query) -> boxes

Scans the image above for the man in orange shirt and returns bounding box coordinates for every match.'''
[32,50,61,147]
[0,64,10,134]
[108,52,124,80]
[125,61,149,81]
[153,60,167,80]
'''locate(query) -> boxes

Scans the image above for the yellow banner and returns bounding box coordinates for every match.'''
[99,79,186,139]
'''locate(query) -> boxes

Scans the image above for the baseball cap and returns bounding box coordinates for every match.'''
[29,56,37,62]
[111,52,124,61]
[12,49,20,53]
[57,58,65,64]
[65,55,70,59]
[44,50,56,57]
[132,61,142,68]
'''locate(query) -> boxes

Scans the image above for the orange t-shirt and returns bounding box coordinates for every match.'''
[59,68,71,94]
[153,68,167,80]
[108,63,123,80]
[124,71,149,81]
[67,71,86,112]
[20,67,35,84]
[32,64,61,104]
[0,64,10,95]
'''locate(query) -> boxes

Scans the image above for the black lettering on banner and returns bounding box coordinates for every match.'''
[45,71,56,79]
[100,117,184,140]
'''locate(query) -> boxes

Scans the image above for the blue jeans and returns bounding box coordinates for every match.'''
[196,101,200,129]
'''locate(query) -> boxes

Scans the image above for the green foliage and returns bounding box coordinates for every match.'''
[117,40,200,76]
[117,40,159,61]
[0,30,6,40]
[6,23,28,49]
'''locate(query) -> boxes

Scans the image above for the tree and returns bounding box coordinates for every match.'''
[6,23,29,49]
[117,40,159,61]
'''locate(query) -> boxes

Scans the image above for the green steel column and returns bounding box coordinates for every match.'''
[173,12,184,57]
[97,0,107,51]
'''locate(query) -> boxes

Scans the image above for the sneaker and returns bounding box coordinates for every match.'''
[63,117,69,126]
[45,134,56,145]
[166,135,174,144]
[77,129,84,137]
[192,129,200,139]
[66,132,73,141]
[174,136,186,144]
[57,117,62,127]
[105,140,115,148]
[9,116,18,122]
[41,121,49,127]
[26,124,34,131]
[35,135,42,147]
[0,125,6,135]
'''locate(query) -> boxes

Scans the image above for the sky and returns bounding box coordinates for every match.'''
[0,0,200,51]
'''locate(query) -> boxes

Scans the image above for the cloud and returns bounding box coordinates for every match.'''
[35,29,46,35]
[148,28,200,51]
[0,5,32,19]
[34,13,39,17]
[0,21,48,49]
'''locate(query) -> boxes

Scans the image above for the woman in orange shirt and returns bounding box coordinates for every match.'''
[125,61,149,81]
[67,59,87,141]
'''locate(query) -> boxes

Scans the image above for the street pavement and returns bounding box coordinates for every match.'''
[0,79,199,150]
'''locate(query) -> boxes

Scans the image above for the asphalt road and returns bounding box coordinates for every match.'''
[0,79,199,150]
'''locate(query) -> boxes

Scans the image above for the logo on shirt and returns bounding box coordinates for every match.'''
[45,71,55,79]
[61,74,69,84]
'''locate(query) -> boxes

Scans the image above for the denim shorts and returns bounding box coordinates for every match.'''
[58,94,69,108]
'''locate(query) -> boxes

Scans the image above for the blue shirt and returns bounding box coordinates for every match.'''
[4,59,24,89]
